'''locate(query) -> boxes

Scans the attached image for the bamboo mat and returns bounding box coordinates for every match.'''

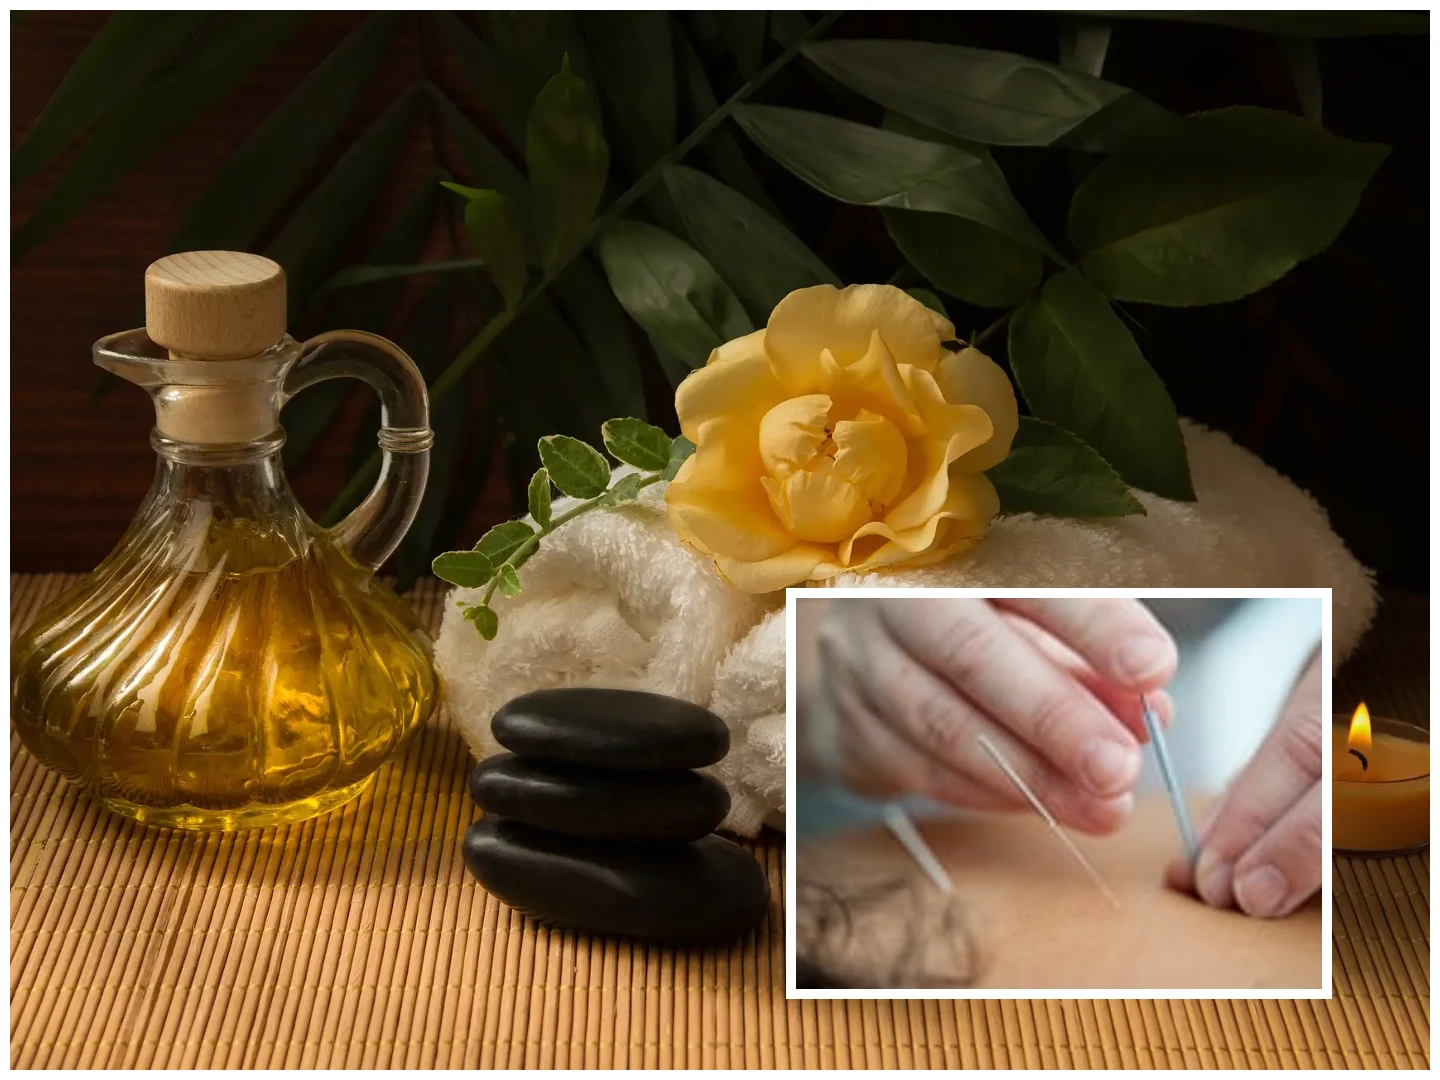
[9,576,1431,1069]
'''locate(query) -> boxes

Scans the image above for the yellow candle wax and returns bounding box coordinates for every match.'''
[1332,712,1429,855]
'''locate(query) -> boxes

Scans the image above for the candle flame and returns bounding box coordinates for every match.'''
[1348,702,1372,751]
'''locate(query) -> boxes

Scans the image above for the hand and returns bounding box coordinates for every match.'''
[798,598,1178,834]
[1166,648,1323,917]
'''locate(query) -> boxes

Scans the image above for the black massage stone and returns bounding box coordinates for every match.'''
[468,753,730,842]
[491,688,729,770]
[462,816,769,944]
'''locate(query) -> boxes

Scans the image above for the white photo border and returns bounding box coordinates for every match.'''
[784,585,1333,1001]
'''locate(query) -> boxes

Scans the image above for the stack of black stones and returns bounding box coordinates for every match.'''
[462,688,770,944]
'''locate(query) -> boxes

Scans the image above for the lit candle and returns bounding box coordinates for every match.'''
[1332,703,1429,855]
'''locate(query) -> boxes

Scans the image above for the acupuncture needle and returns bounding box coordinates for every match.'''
[975,732,1121,911]
[1141,694,1200,868]
[882,805,953,894]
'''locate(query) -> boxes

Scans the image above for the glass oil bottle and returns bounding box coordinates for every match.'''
[11,251,439,830]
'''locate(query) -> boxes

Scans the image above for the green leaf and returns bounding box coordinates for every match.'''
[461,190,527,310]
[886,207,1044,308]
[662,434,696,481]
[800,39,1205,156]
[988,417,1145,518]
[539,434,612,498]
[1008,271,1192,500]
[733,104,1058,259]
[12,12,214,187]
[602,417,672,471]
[663,163,839,323]
[267,84,421,314]
[878,113,1042,308]
[1070,107,1389,306]
[579,13,674,174]
[528,55,609,272]
[468,604,499,641]
[528,468,553,528]
[596,219,753,372]
[1058,20,1112,78]
[473,519,537,566]
[906,288,947,318]
[13,13,303,259]
[600,472,645,506]
[168,14,399,255]
[433,550,495,588]
[497,564,522,598]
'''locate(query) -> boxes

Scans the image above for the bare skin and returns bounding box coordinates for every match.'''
[796,795,1323,992]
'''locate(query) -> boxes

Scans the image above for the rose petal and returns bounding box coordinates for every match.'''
[818,332,926,438]
[882,395,993,535]
[831,409,908,506]
[926,305,958,345]
[674,334,786,441]
[933,346,1019,471]
[666,417,796,561]
[765,284,946,392]
[837,472,999,569]
[902,365,995,450]
[762,470,873,544]
[712,545,831,593]
[758,394,831,479]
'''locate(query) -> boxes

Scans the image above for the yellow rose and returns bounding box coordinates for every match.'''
[665,283,1019,592]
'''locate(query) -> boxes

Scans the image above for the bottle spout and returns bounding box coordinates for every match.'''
[93,329,297,446]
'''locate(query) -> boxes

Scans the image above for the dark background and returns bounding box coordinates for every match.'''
[11,12,1429,589]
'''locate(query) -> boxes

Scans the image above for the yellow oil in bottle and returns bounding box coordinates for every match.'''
[12,526,436,831]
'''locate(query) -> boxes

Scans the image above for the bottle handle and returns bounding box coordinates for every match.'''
[283,329,432,571]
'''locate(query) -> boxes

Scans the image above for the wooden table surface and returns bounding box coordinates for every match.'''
[9,576,1430,1069]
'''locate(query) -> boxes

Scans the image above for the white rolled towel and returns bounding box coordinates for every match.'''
[434,479,775,829]
[437,419,1377,838]
[833,420,1377,662]
[708,609,788,836]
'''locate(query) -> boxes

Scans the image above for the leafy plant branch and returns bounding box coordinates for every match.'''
[433,418,695,639]
[322,12,842,525]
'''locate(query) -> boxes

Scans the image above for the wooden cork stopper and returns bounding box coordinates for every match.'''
[145,250,287,359]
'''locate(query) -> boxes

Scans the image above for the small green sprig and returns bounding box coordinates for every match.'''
[432,418,695,640]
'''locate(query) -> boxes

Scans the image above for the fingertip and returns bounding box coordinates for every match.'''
[1113,633,1179,691]
[1073,791,1134,836]
[1193,849,1234,909]
[1163,855,1194,895]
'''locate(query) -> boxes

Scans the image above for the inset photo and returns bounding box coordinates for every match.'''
[787,589,1332,997]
